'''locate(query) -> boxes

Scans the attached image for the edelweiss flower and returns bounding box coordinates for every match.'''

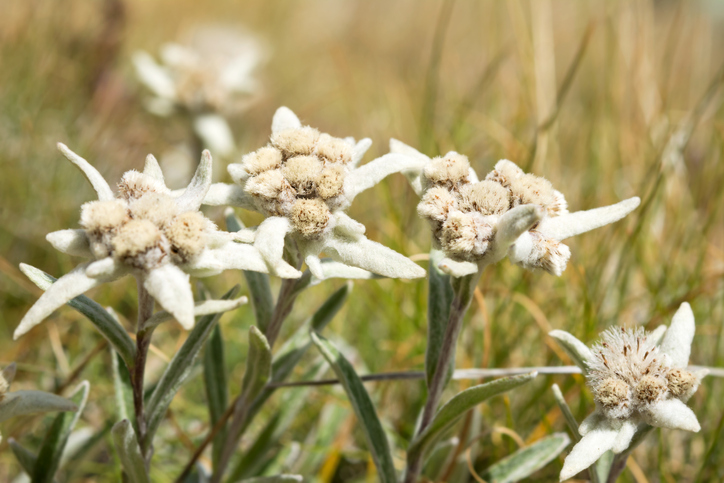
[203,107,426,281]
[550,303,705,481]
[0,363,78,444]
[133,26,265,156]
[15,144,296,338]
[391,140,640,277]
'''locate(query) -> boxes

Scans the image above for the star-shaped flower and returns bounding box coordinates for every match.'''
[0,363,78,444]
[15,144,295,338]
[202,107,426,281]
[390,139,640,277]
[133,26,266,157]
[550,302,705,481]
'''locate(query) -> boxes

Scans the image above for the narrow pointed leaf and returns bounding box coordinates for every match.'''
[549,330,593,372]
[32,380,90,483]
[426,249,454,389]
[311,332,397,483]
[241,326,272,401]
[0,391,77,423]
[481,433,570,483]
[9,438,37,475]
[204,324,228,470]
[20,264,135,368]
[226,211,274,332]
[175,150,213,213]
[112,419,150,483]
[56,143,114,201]
[145,286,240,441]
[111,349,133,423]
[408,373,537,463]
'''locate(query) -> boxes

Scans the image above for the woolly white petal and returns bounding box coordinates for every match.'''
[145,296,248,328]
[389,138,431,196]
[612,419,638,453]
[344,153,427,203]
[324,235,425,279]
[332,212,366,239]
[203,183,258,211]
[350,138,373,167]
[57,143,115,201]
[492,205,544,262]
[175,150,213,213]
[659,302,695,368]
[271,106,302,135]
[537,197,640,242]
[191,243,301,279]
[305,254,325,280]
[560,422,619,481]
[438,257,478,277]
[254,217,299,277]
[46,229,92,258]
[650,324,667,345]
[132,51,176,99]
[143,154,165,182]
[311,259,376,285]
[578,409,606,436]
[549,330,594,371]
[15,263,107,339]
[143,264,195,330]
[642,398,700,432]
[85,257,125,279]
[193,114,236,157]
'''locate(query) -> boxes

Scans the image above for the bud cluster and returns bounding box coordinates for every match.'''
[587,327,699,420]
[231,126,354,239]
[80,171,213,270]
[417,156,570,272]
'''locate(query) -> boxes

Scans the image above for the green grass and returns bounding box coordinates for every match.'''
[1,0,723,481]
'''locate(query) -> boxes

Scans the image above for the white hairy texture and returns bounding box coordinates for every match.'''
[316,133,352,164]
[458,181,510,215]
[271,106,302,134]
[511,231,571,276]
[659,302,695,368]
[548,330,594,371]
[241,146,282,176]
[324,236,425,279]
[350,138,373,167]
[641,398,700,432]
[80,200,129,233]
[611,419,638,453]
[143,264,194,329]
[143,154,165,181]
[130,192,180,228]
[560,421,619,481]
[57,143,115,201]
[175,150,213,213]
[423,152,470,185]
[437,257,478,277]
[537,197,641,241]
[271,126,320,156]
[344,153,425,202]
[290,199,330,238]
[46,229,92,258]
[254,217,292,276]
[165,212,208,263]
[418,187,458,222]
[485,159,524,188]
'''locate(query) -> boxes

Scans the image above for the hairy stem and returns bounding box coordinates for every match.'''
[132,278,155,467]
[405,271,480,483]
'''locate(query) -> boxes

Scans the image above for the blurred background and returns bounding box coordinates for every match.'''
[1,0,723,481]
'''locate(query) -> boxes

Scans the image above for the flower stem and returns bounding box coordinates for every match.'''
[405,271,480,483]
[132,278,155,467]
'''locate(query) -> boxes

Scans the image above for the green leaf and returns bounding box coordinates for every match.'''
[481,432,570,483]
[9,438,37,475]
[226,211,274,332]
[241,326,272,401]
[408,373,537,464]
[145,286,240,443]
[0,391,77,423]
[548,330,592,372]
[204,324,228,470]
[311,332,397,483]
[32,380,90,483]
[111,349,133,423]
[426,248,454,388]
[21,264,136,368]
[112,419,150,483]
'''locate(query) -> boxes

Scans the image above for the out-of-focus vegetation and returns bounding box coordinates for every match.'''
[1,0,723,481]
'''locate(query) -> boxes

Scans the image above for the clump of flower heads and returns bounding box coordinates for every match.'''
[587,326,700,421]
[393,136,641,277]
[418,156,573,275]
[232,125,353,239]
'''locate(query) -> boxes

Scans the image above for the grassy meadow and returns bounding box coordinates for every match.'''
[1,0,723,481]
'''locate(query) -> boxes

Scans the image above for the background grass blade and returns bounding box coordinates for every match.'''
[9,438,37,475]
[408,373,537,464]
[32,380,90,483]
[112,419,150,483]
[311,332,397,483]
[480,432,570,483]
[20,264,136,368]
[241,326,272,401]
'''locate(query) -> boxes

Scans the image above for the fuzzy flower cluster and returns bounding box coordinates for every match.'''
[205,107,426,281]
[393,139,640,277]
[15,144,286,337]
[551,302,704,481]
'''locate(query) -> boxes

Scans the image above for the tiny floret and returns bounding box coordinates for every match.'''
[317,165,345,199]
[165,212,208,262]
[458,180,509,215]
[271,126,320,156]
[241,147,283,176]
[118,170,170,202]
[316,133,352,164]
[424,153,470,185]
[291,199,330,238]
[80,200,129,233]
[130,192,180,228]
